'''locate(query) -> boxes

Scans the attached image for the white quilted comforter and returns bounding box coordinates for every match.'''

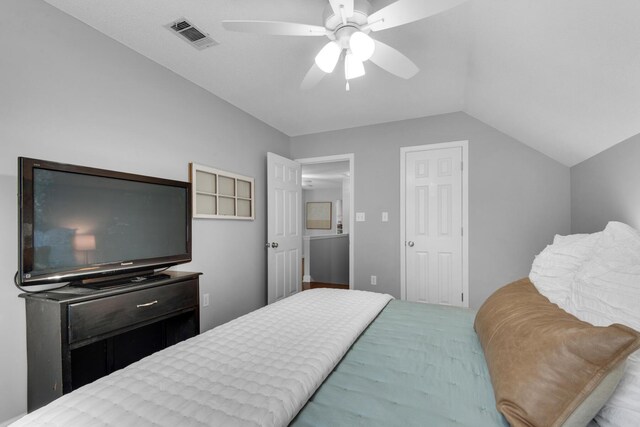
[13,289,393,427]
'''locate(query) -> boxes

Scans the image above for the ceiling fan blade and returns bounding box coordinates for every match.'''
[300,63,326,90]
[369,40,419,79]
[328,0,355,20]
[222,20,327,36]
[367,0,467,32]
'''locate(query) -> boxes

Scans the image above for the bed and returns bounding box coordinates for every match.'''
[12,288,510,427]
[12,221,640,427]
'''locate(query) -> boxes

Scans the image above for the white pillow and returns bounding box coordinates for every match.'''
[553,233,590,245]
[529,231,601,311]
[570,222,640,427]
[597,355,640,427]
[571,252,640,329]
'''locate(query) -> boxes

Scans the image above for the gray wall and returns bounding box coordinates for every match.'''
[309,235,349,284]
[571,133,640,233]
[291,112,571,308]
[0,0,289,422]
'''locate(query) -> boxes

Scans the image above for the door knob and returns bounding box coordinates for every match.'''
[407,241,415,247]
[271,242,279,249]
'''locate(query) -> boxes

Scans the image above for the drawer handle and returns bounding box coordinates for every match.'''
[136,300,158,308]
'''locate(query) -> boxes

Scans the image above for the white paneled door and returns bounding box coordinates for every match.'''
[267,152,302,304]
[403,143,467,307]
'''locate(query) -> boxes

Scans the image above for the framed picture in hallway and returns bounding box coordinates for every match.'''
[306,202,331,230]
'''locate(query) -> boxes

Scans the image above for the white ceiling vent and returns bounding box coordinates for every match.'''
[166,19,218,50]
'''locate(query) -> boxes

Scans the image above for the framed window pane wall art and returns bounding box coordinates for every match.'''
[190,163,254,220]
[306,202,332,229]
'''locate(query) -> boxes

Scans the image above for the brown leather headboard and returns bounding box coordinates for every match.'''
[474,278,640,427]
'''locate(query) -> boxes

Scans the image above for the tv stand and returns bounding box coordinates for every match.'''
[20,271,201,412]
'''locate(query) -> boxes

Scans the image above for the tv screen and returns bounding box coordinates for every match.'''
[19,158,192,286]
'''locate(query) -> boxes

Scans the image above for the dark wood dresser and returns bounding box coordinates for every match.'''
[20,271,201,412]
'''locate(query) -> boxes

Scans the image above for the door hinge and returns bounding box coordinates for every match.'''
[461,293,464,302]
[461,161,463,171]
[461,227,464,237]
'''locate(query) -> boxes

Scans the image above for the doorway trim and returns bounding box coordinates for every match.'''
[296,153,355,290]
[400,141,469,306]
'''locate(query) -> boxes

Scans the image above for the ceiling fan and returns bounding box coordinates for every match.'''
[222,0,467,90]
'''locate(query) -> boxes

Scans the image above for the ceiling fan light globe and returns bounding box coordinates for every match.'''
[315,42,342,73]
[345,52,365,80]
[349,31,375,61]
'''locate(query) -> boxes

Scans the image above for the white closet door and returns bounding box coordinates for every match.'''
[267,152,302,304]
[405,146,464,306]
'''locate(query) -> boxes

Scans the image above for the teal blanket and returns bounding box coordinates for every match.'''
[292,300,508,427]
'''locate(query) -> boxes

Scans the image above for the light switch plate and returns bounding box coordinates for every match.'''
[356,212,366,222]
[382,212,389,222]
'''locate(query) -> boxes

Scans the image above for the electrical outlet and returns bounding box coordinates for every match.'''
[370,275,377,285]
[356,212,366,222]
[382,212,389,222]
[203,293,210,307]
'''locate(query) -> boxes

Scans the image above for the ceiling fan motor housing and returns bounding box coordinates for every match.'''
[324,0,372,43]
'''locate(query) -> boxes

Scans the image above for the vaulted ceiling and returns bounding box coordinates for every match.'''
[43,0,640,166]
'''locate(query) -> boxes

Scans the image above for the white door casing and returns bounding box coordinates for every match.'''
[401,141,469,307]
[267,152,302,304]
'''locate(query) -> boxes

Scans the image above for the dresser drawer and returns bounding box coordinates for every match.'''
[68,280,198,344]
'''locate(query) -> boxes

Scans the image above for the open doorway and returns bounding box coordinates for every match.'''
[296,154,354,290]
